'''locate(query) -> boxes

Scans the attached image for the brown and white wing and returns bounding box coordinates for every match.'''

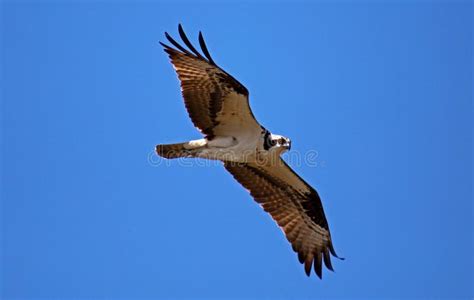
[224,158,342,279]
[160,25,262,139]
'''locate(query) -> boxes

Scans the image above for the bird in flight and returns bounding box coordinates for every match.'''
[156,24,342,279]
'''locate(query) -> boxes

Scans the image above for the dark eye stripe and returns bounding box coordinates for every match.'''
[263,130,273,150]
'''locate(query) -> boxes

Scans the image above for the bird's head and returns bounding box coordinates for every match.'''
[264,131,291,154]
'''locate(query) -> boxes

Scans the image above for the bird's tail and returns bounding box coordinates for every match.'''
[156,140,206,159]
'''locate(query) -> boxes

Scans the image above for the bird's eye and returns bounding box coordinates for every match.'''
[279,138,285,144]
[267,137,276,147]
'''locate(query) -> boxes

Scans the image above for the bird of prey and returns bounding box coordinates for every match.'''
[156,24,342,279]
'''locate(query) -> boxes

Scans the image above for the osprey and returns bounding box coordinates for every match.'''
[156,25,342,279]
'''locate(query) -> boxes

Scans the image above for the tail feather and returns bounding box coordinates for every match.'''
[156,142,197,159]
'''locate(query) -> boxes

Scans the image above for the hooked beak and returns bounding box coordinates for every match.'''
[277,137,291,151]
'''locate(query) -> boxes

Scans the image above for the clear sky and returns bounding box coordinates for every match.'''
[1,1,472,299]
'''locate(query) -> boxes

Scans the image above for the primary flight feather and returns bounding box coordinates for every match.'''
[156,24,342,279]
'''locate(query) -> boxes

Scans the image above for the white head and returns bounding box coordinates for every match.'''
[263,130,291,154]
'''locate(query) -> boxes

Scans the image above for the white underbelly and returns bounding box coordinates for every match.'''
[195,135,259,162]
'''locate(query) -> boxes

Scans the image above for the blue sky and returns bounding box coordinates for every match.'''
[1,1,472,299]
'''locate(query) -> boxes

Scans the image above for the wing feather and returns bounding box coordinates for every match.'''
[223,159,342,279]
[178,24,206,60]
[314,252,323,279]
[163,32,191,55]
[198,31,216,65]
[161,24,261,138]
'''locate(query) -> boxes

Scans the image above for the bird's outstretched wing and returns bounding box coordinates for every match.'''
[160,24,262,139]
[224,158,342,279]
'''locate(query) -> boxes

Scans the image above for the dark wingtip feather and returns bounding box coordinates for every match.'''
[297,252,305,264]
[177,24,205,59]
[198,31,216,65]
[304,258,312,277]
[164,31,190,54]
[329,243,345,260]
[159,41,172,50]
[292,244,298,253]
[314,252,323,279]
[323,249,334,271]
